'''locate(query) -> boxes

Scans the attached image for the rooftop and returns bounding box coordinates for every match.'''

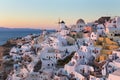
[111,69,120,76]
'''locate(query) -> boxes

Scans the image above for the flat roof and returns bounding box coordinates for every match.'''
[111,69,120,76]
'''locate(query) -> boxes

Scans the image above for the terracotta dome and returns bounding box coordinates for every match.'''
[76,19,85,24]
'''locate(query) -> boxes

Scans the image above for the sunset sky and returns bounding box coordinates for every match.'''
[0,0,119,29]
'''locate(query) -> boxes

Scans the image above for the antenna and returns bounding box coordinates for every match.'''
[58,18,61,30]
[58,17,61,26]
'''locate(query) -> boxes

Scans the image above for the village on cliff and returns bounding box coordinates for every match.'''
[1,16,120,80]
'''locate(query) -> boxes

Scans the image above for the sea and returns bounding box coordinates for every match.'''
[0,30,55,45]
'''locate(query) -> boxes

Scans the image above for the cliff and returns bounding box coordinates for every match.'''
[0,39,18,80]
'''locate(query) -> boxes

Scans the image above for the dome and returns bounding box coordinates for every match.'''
[60,20,65,24]
[76,19,85,24]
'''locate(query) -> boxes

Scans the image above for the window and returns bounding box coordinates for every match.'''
[96,50,98,53]
[83,56,84,58]
[79,56,81,59]
[113,21,116,23]
[49,56,50,59]
[92,35,94,37]
[90,43,92,45]
[81,47,82,50]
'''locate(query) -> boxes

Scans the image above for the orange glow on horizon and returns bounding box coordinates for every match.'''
[0,16,93,29]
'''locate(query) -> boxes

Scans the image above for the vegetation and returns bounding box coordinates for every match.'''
[23,55,32,63]
[33,60,42,72]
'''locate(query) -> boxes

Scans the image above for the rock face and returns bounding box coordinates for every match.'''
[0,39,18,80]
[57,51,75,67]
[1,39,18,56]
[0,47,4,79]
[96,17,111,24]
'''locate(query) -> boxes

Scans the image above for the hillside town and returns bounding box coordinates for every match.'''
[1,16,120,80]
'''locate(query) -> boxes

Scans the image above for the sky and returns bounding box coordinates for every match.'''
[0,0,119,29]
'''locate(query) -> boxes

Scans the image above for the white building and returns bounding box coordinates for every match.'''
[96,24,105,36]
[90,32,98,41]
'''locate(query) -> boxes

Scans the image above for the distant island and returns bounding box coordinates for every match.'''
[0,27,41,31]
[0,27,55,45]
